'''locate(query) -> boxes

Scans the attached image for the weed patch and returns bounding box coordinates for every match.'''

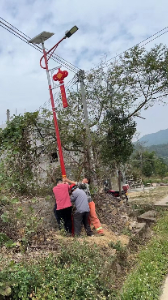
[0,240,117,299]
[120,211,168,300]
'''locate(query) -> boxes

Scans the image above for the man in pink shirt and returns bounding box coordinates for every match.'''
[53,178,72,234]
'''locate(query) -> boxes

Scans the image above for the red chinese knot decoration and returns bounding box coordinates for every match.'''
[53,68,69,108]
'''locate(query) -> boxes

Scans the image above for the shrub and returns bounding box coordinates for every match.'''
[0,240,117,299]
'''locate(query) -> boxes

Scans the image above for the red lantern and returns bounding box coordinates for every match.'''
[53,69,68,108]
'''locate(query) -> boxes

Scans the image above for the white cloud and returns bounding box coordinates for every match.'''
[0,0,168,137]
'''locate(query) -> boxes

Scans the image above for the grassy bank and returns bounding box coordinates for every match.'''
[0,239,118,300]
[119,211,168,300]
[1,189,168,299]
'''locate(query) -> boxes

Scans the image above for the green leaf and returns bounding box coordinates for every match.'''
[11,198,19,203]
[0,286,11,296]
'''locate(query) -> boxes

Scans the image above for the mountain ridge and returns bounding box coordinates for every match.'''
[138,128,168,146]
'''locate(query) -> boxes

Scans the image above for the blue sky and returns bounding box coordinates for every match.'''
[0,0,168,137]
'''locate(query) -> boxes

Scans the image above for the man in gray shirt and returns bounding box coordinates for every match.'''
[66,177,104,235]
[70,184,93,236]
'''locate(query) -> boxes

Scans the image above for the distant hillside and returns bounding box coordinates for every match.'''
[148,143,168,164]
[139,128,168,146]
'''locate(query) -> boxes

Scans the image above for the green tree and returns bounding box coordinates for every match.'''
[131,150,167,178]
[155,157,168,179]
[103,44,168,118]
[101,108,136,195]
[0,112,53,194]
[132,150,155,177]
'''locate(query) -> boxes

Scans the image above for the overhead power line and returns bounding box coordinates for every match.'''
[0,17,79,72]
[91,26,168,70]
[0,17,79,124]
[107,26,168,63]
[140,29,168,47]
[0,17,79,73]
[1,16,168,74]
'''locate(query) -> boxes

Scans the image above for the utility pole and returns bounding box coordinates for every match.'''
[78,70,90,135]
[6,109,10,122]
[77,70,93,177]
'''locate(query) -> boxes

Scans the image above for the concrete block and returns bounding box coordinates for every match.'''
[137,210,156,223]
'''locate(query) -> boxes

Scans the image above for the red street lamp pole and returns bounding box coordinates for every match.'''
[29,27,78,178]
[41,38,66,177]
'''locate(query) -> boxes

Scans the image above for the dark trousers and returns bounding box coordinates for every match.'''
[53,203,60,225]
[74,211,93,236]
[54,206,72,234]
